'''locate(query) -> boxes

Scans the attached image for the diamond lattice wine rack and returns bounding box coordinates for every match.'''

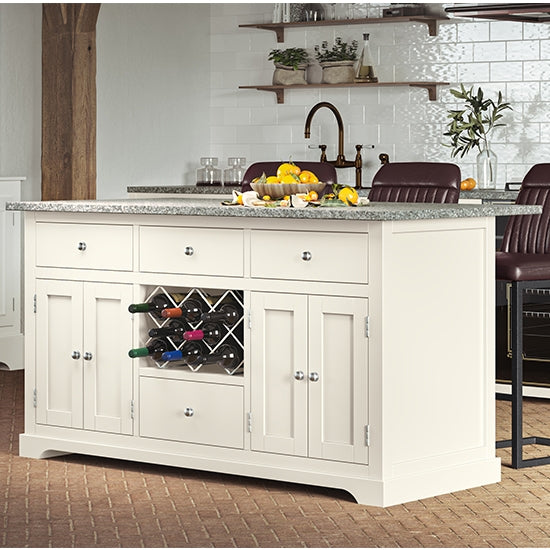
[137,286,244,375]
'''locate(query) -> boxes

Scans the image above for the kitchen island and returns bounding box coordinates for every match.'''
[7,198,541,507]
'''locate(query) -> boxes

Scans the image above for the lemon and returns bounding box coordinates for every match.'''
[299,170,319,183]
[266,176,280,184]
[280,173,301,184]
[277,162,301,179]
[338,187,359,205]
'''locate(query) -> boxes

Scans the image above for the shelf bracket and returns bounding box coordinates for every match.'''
[410,17,437,36]
[409,83,439,101]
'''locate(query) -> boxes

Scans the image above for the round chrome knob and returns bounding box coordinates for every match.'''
[301,251,312,261]
[184,246,194,256]
[77,242,87,251]
[184,407,194,417]
[71,351,81,360]
[309,372,320,382]
[83,352,93,361]
[294,370,305,380]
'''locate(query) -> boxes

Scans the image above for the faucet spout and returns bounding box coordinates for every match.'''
[304,101,362,188]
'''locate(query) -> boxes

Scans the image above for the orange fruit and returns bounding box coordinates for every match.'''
[460,177,477,191]
[307,190,319,201]
[299,170,319,183]
[277,162,301,179]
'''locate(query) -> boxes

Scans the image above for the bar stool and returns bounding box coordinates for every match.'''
[240,162,337,192]
[496,163,550,468]
[368,162,461,203]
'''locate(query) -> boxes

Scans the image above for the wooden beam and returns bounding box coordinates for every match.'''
[42,4,100,200]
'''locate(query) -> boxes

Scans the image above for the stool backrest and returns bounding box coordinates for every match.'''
[501,163,550,253]
[241,161,337,192]
[368,162,461,203]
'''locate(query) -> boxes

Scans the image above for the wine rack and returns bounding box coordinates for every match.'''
[139,285,244,375]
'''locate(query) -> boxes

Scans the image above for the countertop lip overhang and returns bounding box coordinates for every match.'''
[6,198,541,222]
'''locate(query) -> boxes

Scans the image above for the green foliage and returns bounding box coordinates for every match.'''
[443,84,512,158]
[314,37,358,62]
[268,47,309,70]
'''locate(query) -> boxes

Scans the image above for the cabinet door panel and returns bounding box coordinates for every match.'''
[36,279,83,428]
[250,292,308,456]
[83,283,133,434]
[308,296,368,464]
[0,185,19,330]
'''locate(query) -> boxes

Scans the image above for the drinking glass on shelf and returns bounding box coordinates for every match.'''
[223,157,246,187]
[196,157,222,187]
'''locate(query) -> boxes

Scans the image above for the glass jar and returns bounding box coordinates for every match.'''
[196,157,222,187]
[223,157,246,187]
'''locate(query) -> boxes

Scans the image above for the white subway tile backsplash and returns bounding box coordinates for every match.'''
[210,5,550,184]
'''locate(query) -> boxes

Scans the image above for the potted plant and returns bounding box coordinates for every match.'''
[444,84,512,189]
[314,37,358,84]
[268,47,310,86]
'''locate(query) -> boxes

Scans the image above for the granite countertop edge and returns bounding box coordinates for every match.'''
[6,199,541,221]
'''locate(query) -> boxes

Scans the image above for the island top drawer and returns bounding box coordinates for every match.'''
[139,226,244,276]
[35,222,133,271]
[250,229,368,284]
[139,377,244,449]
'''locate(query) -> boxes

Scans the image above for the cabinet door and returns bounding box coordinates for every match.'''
[83,282,133,434]
[308,296,369,464]
[250,292,308,456]
[36,279,84,428]
[0,182,20,331]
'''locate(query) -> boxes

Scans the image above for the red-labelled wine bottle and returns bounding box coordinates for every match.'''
[128,338,173,359]
[128,293,185,318]
[150,322,222,347]
[160,299,203,322]
[200,304,240,326]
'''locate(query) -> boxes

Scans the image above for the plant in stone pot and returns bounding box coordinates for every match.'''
[268,47,310,86]
[314,37,358,84]
[444,84,512,189]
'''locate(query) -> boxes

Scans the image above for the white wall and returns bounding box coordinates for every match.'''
[211,3,550,187]
[96,3,211,198]
[0,3,41,200]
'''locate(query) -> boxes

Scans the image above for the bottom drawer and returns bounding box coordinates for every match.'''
[139,377,244,449]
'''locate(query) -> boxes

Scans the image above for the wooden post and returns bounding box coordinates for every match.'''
[42,4,100,200]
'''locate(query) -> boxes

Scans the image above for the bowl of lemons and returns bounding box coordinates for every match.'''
[250,163,327,199]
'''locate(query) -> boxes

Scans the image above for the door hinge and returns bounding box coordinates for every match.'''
[365,315,369,338]
[33,388,37,408]
[247,310,252,329]
[365,425,370,446]
[33,294,37,314]
[12,297,15,312]
[130,400,135,420]
[247,412,252,433]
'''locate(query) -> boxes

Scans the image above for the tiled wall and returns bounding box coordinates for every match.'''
[210,3,550,188]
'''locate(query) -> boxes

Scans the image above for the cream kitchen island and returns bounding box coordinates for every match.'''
[7,198,540,507]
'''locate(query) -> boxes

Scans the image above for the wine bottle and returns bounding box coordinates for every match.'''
[161,342,203,364]
[161,343,241,372]
[160,299,203,322]
[200,304,240,326]
[128,292,185,318]
[128,337,173,359]
[150,322,222,347]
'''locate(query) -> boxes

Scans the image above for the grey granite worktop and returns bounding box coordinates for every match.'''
[126,185,519,203]
[7,198,541,222]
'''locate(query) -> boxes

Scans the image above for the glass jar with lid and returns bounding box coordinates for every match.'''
[196,157,222,187]
[223,157,247,187]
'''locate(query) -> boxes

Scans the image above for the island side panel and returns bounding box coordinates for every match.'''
[373,216,500,504]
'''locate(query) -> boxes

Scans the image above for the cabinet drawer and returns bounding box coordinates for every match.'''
[139,226,244,276]
[139,377,244,449]
[250,230,368,283]
[36,222,133,271]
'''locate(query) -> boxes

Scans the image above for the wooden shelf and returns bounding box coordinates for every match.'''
[239,15,448,42]
[239,81,449,104]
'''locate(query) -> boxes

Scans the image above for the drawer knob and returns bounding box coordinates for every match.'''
[83,352,93,361]
[294,370,305,380]
[184,407,194,417]
[309,372,320,382]
[77,242,87,251]
[184,246,194,256]
[301,251,312,261]
[71,351,81,360]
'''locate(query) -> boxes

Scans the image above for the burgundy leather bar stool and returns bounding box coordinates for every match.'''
[241,161,337,193]
[368,162,461,203]
[496,163,550,468]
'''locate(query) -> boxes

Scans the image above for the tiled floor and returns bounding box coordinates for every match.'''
[2,369,550,548]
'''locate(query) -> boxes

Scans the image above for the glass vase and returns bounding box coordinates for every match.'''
[476,144,497,189]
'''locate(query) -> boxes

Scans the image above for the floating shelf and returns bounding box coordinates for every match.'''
[238,15,448,42]
[239,81,449,104]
